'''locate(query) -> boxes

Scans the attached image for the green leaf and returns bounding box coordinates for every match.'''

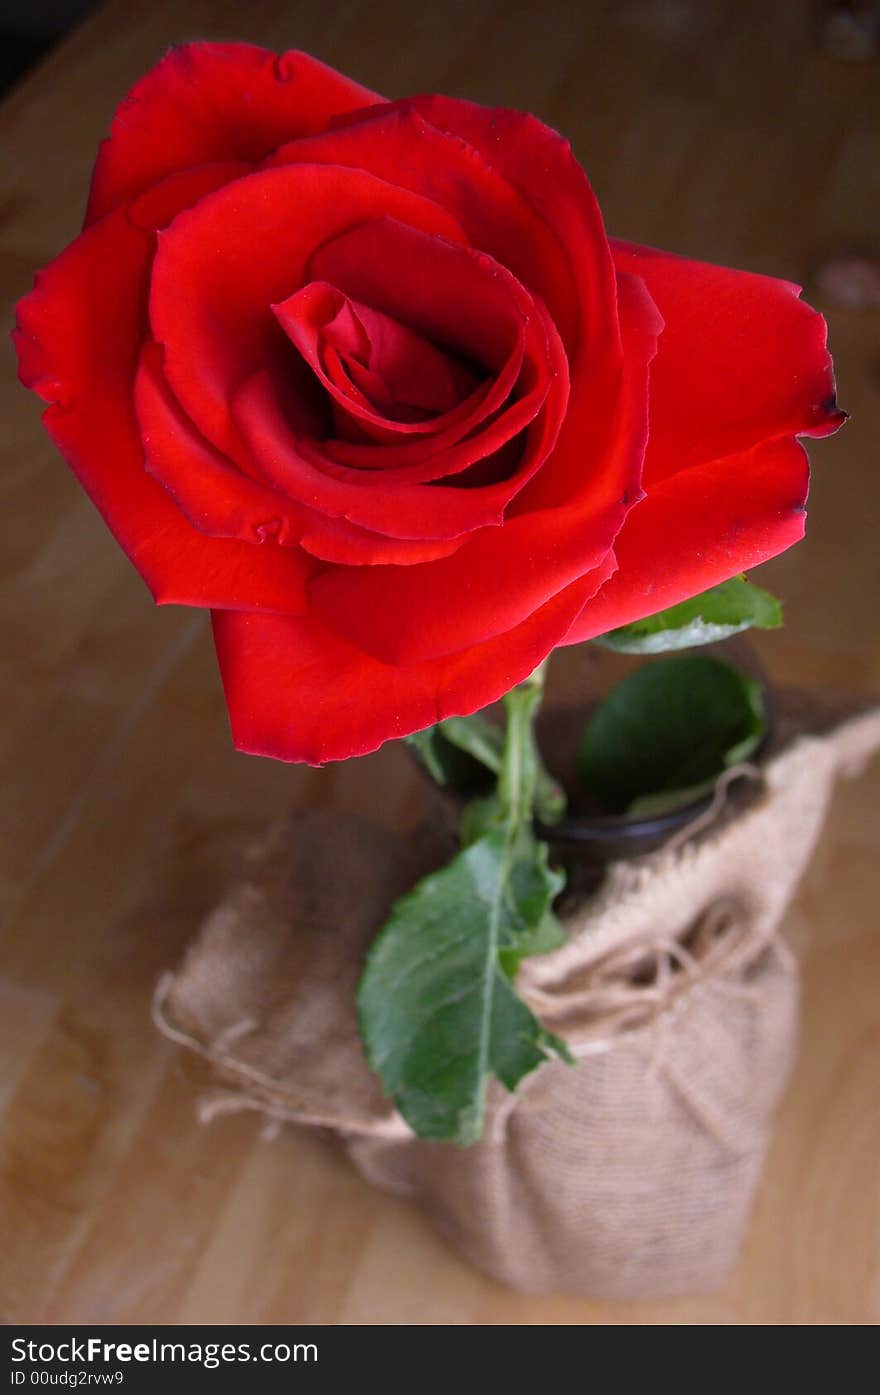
[576,654,767,816]
[405,724,493,792]
[405,727,450,785]
[502,906,567,966]
[459,792,504,846]
[625,780,722,819]
[366,669,571,1145]
[533,768,567,827]
[358,825,569,1144]
[440,715,504,773]
[593,577,782,654]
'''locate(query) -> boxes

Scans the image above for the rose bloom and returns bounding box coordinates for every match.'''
[14,44,843,763]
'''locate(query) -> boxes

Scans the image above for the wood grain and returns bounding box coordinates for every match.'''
[1,0,878,1325]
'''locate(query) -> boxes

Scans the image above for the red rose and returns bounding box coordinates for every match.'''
[14,42,843,764]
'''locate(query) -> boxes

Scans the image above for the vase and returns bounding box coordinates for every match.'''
[154,690,880,1298]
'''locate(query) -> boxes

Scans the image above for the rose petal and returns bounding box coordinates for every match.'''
[324,294,479,414]
[211,572,599,764]
[298,216,534,474]
[563,435,812,645]
[273,281,483,444]
[86,42,380,226]
[322,97,636,517]
[148,163,468,464]
[611,239,846,485]
[136,338,303,545]
[14,167,313,613]
[136,339,464,567]
[232,338,560,542]
[266,101,632,511]
[405,97,619,359]
[309,215,527,372]
[266,105,578,348]
[307,270,658,664]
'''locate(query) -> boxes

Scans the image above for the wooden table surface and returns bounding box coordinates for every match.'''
[1,0,878,1325]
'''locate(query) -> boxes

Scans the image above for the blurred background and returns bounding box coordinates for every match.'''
[0,1,95,95]
[1,0,878,1324]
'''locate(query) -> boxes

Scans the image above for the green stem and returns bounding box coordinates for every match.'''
[499,661,565,829]
[499,668,544,829]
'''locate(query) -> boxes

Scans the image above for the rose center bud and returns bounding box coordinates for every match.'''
[325,295,481,419]
[273,281,483,446]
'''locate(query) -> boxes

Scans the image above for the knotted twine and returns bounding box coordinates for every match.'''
[154,691,880,1298]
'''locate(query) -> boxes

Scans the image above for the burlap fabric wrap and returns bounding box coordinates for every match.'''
[155,692,880,1299]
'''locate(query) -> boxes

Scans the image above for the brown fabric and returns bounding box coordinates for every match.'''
[155,691,880,1298]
